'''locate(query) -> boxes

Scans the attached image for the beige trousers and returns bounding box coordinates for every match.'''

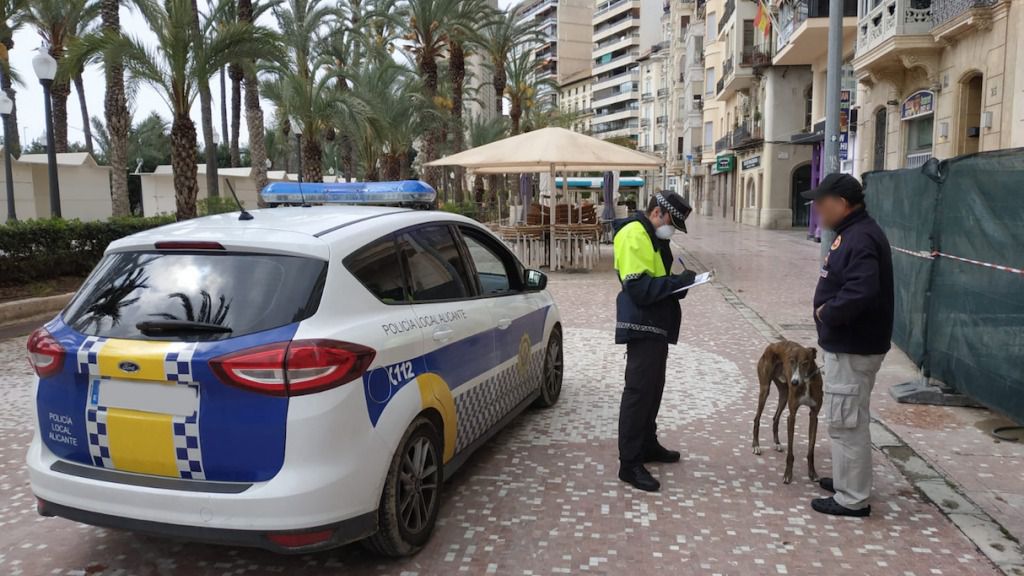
[823,351,886,510]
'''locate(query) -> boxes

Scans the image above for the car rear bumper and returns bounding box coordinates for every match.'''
[36,496,376,553]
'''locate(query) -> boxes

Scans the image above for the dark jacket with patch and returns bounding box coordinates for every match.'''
[813,208,894,355]
[612,212,687,345]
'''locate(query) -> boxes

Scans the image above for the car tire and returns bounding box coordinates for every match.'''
[364,416,443,557]
[534,327,563,408]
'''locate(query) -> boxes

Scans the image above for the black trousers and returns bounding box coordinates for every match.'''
[618,338,669,466]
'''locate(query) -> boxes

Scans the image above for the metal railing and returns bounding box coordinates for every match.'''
[906,152,933,169]
[931,0,997,26]
[657,115,668,124]
[657,88,669,97]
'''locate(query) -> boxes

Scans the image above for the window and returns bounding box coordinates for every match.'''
[65,252,326,341]
[460,231,513,296]
[346,235,407,303]
[706,12,716,38]
[704,121,714,148]
[705,67,715,96]
[397,225,473,302]
[906,115,934,153]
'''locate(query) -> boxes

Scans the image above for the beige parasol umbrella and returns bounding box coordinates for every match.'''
[427,127,663,270]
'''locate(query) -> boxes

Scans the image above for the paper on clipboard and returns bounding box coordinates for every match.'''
[672,270,714,294]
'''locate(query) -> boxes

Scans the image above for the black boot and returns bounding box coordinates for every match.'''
[811,497,870,517]
[819,477,835,493]
[618,464,660,492]
[644,443,681,464]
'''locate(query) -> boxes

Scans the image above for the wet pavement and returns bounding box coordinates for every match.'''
[1,214,1021,575]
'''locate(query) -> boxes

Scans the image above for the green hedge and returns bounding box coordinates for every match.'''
[0,216,175,286]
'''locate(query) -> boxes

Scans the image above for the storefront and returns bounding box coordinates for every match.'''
[901,90,935,169]
[711,154,736,220]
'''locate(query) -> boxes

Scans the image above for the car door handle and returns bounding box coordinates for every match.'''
[432,327,454,341]
[497,318,512,330]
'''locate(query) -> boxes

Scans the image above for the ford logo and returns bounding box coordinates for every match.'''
[118,361,140,373]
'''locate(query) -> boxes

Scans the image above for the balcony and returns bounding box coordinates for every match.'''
[657,88,669,98]
[716,50,754,99]
[657,115,668,124]
[595,0,635,20]
[642,91,654,102]
[856,0,934,55]
[593,70,640,93]
[714,134,731,153]
[641,118,651,127]
[931,0,1002,40]
[593,50,641,75]
[774,0,859,64]
[750,47,773,72]
[719,0,735,34]
[594,16,639,43]
[654,143,667,152]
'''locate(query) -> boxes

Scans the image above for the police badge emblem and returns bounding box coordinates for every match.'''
[831,235,842,250]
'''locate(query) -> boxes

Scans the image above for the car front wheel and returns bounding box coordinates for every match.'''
[534,327,563,408]
[364,416,443,557]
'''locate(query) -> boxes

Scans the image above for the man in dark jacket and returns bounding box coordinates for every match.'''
[802,173,894,517]
[613,191,695,492]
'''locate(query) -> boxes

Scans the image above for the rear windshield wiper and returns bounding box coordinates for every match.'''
[136,320,233,334]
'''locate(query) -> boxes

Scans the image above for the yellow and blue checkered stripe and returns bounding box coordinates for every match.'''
[77,337,205,480]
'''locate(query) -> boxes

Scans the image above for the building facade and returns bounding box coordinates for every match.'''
[851,0,1022,173]
[559,70,595,132]
[517,0,594,107]
[591,0,665,142]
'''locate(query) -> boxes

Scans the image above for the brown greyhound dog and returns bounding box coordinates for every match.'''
[752,339,823,484]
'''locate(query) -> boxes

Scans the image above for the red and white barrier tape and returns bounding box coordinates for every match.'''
[891,246,1024,276]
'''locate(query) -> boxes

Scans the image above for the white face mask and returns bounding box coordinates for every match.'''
[655,224,675,240]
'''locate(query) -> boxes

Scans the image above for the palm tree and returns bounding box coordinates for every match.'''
[401,0,462,188]
[70,0,279,219]
[504,48,539,136]
[444,0,491,203]
[267,0,361,183]
[0,0,28,157]
[99,0,131,216]
[466,113,507,203]
[25,0,99,153]
[238,0,271,203]
[479,5,537,119]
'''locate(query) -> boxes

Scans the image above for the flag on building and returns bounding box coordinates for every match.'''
[755,1,771,36]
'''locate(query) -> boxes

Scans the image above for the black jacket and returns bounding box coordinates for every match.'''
[613,212,688,345]
[813,208,894,355]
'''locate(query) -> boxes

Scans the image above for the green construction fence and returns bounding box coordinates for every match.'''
[863,148,1024,424]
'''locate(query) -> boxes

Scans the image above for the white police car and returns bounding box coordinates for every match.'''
[26,181,562,555]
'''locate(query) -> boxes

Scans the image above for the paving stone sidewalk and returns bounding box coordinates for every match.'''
[0,214,1019,575]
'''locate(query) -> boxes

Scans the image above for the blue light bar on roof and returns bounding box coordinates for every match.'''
[260,180,436,206]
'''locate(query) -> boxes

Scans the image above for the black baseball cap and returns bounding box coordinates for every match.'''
[654,191,692,233]
[801,173,864,203]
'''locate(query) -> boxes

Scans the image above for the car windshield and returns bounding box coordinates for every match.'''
[63,251,327,341]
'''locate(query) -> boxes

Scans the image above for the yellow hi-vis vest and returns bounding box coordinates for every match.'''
[614,220,667,283]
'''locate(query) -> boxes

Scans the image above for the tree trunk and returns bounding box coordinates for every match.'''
[448,39,465,203]
[301,137,322,183]
[219,67,229,165]
[102,0,130,216]
[239,0,267,206]
[492,62,506,118]
[191,0,219,196]
[49,42,70,153]
[511,101,521,135]
[418,54,439,188]
[381,153,400,181]
[229,63,242,167]
[170,114,199,220]
[73,73,94,156]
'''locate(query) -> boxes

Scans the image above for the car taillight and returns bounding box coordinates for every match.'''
[27,327,65,378]
[209,339,375,396]
[265,528,335,549]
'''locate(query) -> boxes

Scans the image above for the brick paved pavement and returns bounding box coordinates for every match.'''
[0,214,1019,575]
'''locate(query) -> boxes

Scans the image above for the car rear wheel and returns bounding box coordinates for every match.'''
[364,416,443,557]
[534,327,563,408]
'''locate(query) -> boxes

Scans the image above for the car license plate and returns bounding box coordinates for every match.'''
[90,379,198,417]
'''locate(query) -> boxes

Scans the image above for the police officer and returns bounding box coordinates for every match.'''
[802,173,894,517]
[613,191,695,492]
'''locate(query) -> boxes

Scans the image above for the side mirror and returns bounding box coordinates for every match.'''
[524,269,547,291]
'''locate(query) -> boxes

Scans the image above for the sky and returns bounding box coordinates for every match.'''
[9,0,517,154]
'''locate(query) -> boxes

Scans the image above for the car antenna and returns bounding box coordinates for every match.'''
[224,178,254,221]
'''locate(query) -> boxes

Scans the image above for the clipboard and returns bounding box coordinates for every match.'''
[672,270,714,294]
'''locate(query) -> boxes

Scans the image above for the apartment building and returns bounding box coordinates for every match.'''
[851,0,1023,172]
[516,0,594,106]
[559,69,595,133]
[591,0,665,141]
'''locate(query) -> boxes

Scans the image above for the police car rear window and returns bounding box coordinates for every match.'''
[63,251,327,341]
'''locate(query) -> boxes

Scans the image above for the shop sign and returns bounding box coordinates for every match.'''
[713,154,735,174]
[741,156,761,170]
[839,90,851,161]
[901,90,934,121]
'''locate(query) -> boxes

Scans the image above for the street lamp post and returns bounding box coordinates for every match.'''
[291,118,303,183]
[0,92,15,222]
[32,48,60,218]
